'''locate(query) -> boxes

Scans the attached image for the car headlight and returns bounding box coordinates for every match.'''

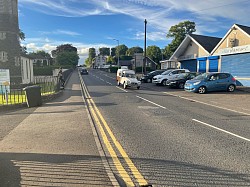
[138,81,141,85]
[157,76,162,79]
[127,80,131,84]
[193,81,201,85]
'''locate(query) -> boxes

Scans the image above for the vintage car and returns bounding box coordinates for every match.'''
[116,69,141,89]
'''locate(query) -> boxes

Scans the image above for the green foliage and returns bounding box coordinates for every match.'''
[111,47,116,56]
[52,44,77,57]
[116,44,128,57]
[146,45,162,63]
[126,47,143,56]
[56,51,79,66]
[120,55,133,60]
[33,67,53,76]
[164,20,196,59]
[85,57,92,67]
[19,29,25,41]
[99,47,110,56]
[109,66,119,73]
[106,56,115,64]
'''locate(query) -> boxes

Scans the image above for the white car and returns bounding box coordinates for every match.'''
[117,69,141,89]
[152,69,190,85]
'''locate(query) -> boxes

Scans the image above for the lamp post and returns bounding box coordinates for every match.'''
[144,19,147,75]
[113,39,120,68]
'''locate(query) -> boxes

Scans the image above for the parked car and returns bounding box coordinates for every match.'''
[140,70,166,83]
[80,69,88,75]
[184,72,236,94]
[117,69,141,89]
[166,72,201,89]
[152,69,190,85]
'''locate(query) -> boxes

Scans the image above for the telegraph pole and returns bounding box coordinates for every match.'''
[144,19,147,75]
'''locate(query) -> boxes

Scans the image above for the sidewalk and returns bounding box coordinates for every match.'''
[0,70,117,187]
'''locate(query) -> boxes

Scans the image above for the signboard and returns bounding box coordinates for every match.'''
[217,45,250,55]
[0,69,10,93]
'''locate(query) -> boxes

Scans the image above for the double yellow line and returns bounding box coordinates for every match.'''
[79,73,148,186]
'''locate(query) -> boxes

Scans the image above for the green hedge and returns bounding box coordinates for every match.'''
[109,66,119,73]
[34,65,74,76]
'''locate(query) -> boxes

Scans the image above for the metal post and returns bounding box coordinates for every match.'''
[144,19,147,75]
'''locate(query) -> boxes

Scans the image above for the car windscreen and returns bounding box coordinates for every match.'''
[193,73,208,80]
[161,70,172,75]
[176,73,189,79]
[125,74,136,78]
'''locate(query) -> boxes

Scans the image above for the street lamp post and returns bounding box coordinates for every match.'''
[144,19,147,75]
[113,39,120,68]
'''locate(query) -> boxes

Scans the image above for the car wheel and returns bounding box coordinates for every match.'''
[123,82,127,89]
[178,82,184,89]
[162,79,167,86]
[227,84,235,92]
[137,86,140,89]
[147,78,151,83]
[117,81,120,86]
[198,86,206,94]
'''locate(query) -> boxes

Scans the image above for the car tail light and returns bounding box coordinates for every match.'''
[232,77,236,81]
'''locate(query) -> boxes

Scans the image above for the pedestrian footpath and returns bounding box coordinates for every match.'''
[0,70,118,187]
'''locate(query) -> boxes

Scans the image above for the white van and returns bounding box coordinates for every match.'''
[116,69,141,89]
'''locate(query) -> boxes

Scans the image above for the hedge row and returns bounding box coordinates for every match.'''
[34,65,74,76]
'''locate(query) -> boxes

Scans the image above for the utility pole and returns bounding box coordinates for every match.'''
[113,39,119,68]
[144,19,147,75]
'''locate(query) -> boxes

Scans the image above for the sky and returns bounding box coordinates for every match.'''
[18,0,250,64]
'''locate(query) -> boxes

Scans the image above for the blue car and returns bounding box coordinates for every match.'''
[184,72,236,94]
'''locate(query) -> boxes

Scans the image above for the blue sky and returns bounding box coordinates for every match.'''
[18,0,250,64]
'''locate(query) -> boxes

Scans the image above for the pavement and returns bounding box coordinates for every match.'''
[0,70,118,187]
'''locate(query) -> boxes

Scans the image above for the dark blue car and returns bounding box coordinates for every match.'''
[184,72,236,94]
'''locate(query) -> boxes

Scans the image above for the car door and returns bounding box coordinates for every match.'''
[217,73,230,90]
[206,74,220,91]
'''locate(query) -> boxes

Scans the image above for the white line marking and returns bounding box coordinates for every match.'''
[100,78,104,81]
[106,82,112,85]
[164,92,250,116]
[192,119,250,142]
[136,96,166,109]
[116,86,128,92]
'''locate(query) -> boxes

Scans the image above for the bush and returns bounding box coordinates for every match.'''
[109,66,119,73]
[34,67,54,76]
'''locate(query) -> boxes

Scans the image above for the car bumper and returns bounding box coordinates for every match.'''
[184,85,198,92]
[152,79,161,84]
[127,83,140,87]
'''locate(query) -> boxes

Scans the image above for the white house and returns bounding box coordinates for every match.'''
[20,54,34,84]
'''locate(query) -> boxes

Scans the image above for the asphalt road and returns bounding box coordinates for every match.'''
[82,69,250,187]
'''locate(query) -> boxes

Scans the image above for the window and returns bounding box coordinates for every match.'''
[219,73,229,79]
[0,51,8,62]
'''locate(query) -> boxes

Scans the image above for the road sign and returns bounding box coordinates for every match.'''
[0,69,10,93]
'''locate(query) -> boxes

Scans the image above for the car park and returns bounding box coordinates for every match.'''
[184,72,236,94]
[166,72,201,89]
[117,69,141,89]
[80,69,88,75]
[152,69,190,85]
[140,70,166,83]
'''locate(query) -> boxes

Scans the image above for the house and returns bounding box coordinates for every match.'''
[169,34,221,72]
[93,55,106,68]
[211,24,250,86]
[131,53,159,70]
[20,54,34,84]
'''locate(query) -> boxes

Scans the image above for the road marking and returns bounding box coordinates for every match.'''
[116,86,128,92]
[106,82,113,85]
[192,119,250,142]
[81,77,148,186]
[164,92,250,116]
[136,95,166,109]
[100,78,104,81]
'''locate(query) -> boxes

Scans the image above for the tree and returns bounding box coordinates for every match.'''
[164,20,196,59]
[116,44,128,57]
[99,47,110,56]
[146,45,162,63]
[89,48,96,61]
[52,44,77,58]
[57,51,79,66]
[85,57,91,67]
[106,56,115,64]
[126,46,143,56]
[111,47,116,56]
[19,29,27,53]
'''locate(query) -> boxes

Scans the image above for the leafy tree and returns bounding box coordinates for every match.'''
[99,47,110,56]
[111,47,116,56]
[85,57,91,67]
[57,51,79,66]
[106,56,115,64]
[164,20,196,59]
[89,48,96,62]
[146,45,162,63]
[126,46,143,56]
[116,44,128,58]
[52,44,77,58]
[19,29,25,41]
